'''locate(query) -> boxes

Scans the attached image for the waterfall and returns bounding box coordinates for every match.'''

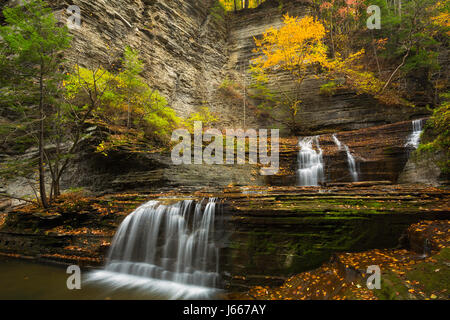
[297,136,325,186]
[332,134,342,150]
[86,198,222,299]
[344,145,358,182]
[332,134,359,182]
[405,119,424,149]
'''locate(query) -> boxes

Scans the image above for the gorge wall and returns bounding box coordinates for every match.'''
[0,0,438,192]
[40,0,228,119]
[52,0,433,189]
[226,0,429,134]
[3,0,429,131]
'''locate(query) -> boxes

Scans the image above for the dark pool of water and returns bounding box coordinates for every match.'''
[0,257,193,300]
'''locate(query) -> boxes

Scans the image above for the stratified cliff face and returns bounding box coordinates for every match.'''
[44,0,228,118]
[227,0,429,134]
[2,0,429,131]
[0,0,437,190]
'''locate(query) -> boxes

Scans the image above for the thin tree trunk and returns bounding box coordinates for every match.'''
[127,106,131,128]
[381,49,410,93]
[0,193,38,205]
[38,69,48,208]
[371,31,382,78]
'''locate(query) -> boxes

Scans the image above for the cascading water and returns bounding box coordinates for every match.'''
[344,145,358,182]
[332,134,359,182]
[297,136,325,186]
[86,198,222,299]
[332,134,342,150]
[405,119,424,149]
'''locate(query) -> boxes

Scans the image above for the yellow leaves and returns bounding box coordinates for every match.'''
[429,1,450,35]
[96,142,108,157]
[251,13,407,109]
[252,14,327,78]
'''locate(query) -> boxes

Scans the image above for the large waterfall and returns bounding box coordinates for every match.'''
[297,136,325,186]
[405,119,424,149]
[86,198,222,299]
[332,134,359,182]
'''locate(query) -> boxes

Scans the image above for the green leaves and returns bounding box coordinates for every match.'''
[0,0,71,70]
[64,47,181,151]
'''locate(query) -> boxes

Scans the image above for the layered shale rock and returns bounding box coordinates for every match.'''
[3,186,448,290]
[220,185,450,289]
[3,0,428,131]
[0,0,439,192]
[15,0,230,119]
[269,121,421,185]
[226,0,429,133]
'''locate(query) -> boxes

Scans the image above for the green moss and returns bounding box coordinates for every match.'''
[407,248,450,296]
[320,81,339,96]
[372,249,450,300]
[373,272,410,300]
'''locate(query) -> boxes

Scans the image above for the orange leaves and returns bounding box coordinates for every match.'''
[40,253,101,264]
[408,220,450,251]
[242,218,449,301]
[0,213,7,228]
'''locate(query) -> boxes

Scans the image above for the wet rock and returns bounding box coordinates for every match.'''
[405,220,450,255]
[398,151,448,186]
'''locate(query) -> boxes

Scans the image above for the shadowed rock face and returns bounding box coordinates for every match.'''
[220,186,450,289]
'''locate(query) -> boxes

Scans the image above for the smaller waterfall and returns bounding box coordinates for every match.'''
[332,134,359,182]
[297,136,325,186]
[332,134,342,150]
[405,119,424,149]
[344,145,358,182]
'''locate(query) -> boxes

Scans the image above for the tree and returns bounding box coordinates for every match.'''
[315,0,449,106]
[418,93,450,174]
[121,47,144,129]
[219,0,265,11]
[0,0,71,207]
[251,15,328,131]
[64,48,181,156]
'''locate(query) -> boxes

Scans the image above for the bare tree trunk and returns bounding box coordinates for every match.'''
[382,49,410,92]
[371,31,382,78]
[38,69,48,208]
[127,104,131,128]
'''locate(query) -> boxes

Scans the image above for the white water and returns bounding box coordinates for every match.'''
[405,119,424,149]
[332,134,359,182]
[344,145,358,182]
[86,199,222,299]
[297,136,325,186]
[332,134,342,150]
